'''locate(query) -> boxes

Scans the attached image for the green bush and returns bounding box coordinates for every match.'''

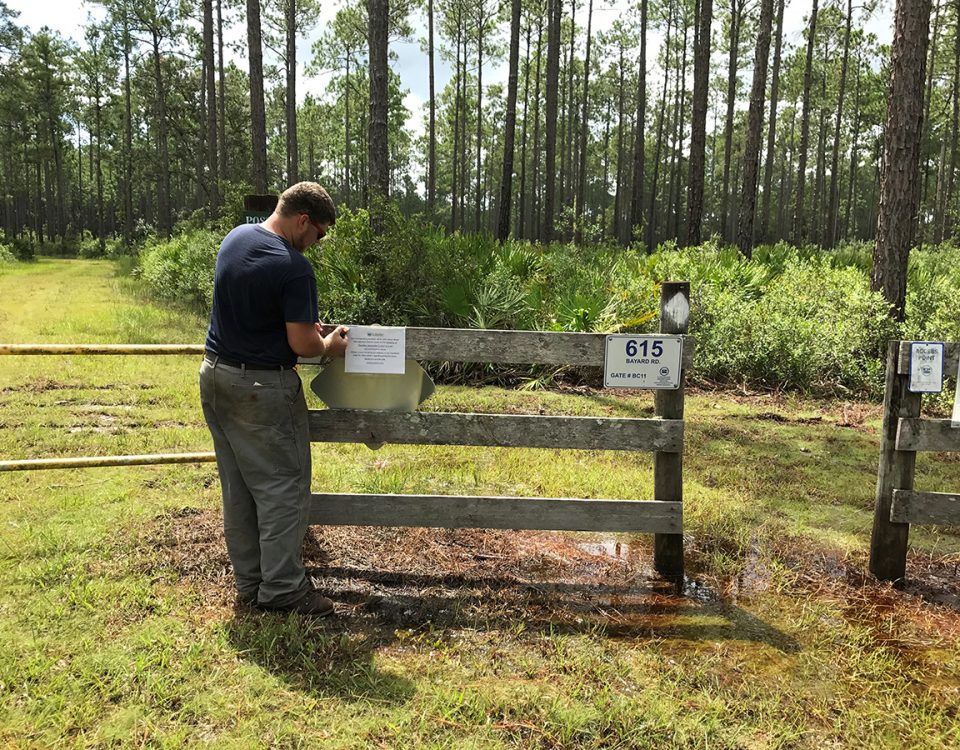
[132,218,960,398]
[0,241,15,264]
[138,229,220,310]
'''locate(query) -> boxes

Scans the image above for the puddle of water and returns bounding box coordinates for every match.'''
[577,539,631,560]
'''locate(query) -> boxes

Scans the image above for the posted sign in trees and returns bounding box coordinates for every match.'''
[604,335,683,389]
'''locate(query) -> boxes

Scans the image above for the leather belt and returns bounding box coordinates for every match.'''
[204,350,294,371]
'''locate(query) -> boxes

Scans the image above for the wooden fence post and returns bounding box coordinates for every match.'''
[869,340,921,582]
[654,281,689,579]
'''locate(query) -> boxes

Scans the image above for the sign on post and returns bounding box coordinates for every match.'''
[908,342,944,393]
[604,334,683,389]
[243,194,278,225]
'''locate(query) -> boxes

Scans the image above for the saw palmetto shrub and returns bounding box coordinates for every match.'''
[135,221,959,397]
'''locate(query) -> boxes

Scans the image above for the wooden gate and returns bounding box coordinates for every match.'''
[304,282,693,579]
[870,340,960,581]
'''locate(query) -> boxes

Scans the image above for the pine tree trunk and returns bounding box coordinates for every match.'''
[460,27,469,230]
[286,0,299,185]
[247,0,268,193]
[427,0,436,212]
[871,0,932,321]
[345,54,352,205]
[151,31,172,237]
[543,0,562,243]
[497,0,522,242]
[217,0,227,182]
[668,11,688,240]
[736,0,774,258]
[826,0,852,248]
[793,0,818,243]
[451,22,461,231]
[647,7,672,253]
[563,0,576,223]
[575,0,593,244]
[204,0,219,207]
[517,22,532,238]
[602,96,611,238]
[720,0,742,243]
[813,67,827,243]
[532,21,544,239]
[778,110,795,238]
[943,0,960,240]
[475,7,485,233]
[615,43,627,244]
[367,0,390,225]
[685,0,712,246]
[919,0,941,242]
[760,0,784,241]
[845,53,863,240]
[122,13,133,247]
[630,0,648,244]
[95,94,104,250]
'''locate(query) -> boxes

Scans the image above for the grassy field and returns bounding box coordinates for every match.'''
[0,258,959,749]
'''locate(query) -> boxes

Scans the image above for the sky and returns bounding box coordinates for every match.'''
[6,0,894,152]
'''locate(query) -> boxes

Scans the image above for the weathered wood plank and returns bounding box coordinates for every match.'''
[309,493,682,533]
[896,419,960,452]
[896,341,960,377]
[308,410,683,452]
[890,489,960,525]
[870,341,922,582]
[654,282,688,579]
[309,326,696,368]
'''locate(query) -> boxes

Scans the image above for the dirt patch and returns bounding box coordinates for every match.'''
[1,377,77,393]
[747,412,825,426]
[771,539,960,644]
[135,508,960,650]
[139,508,747,639]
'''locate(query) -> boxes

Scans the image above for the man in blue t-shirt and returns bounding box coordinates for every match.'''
[200,182,348,617]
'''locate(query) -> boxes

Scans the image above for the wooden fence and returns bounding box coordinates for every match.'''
[0,283,694,579]
[304,281,694,579]
[870,340,960,581]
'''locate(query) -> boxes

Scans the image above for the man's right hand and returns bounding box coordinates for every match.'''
[323,325,349,357]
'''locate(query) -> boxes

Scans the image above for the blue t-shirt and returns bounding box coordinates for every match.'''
[205,224,319,366]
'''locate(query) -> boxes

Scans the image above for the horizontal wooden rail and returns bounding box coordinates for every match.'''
[890,489,960,525]
[896,419,960,452]
[896,341,960,376]
[306,327,696,368]
[309,492,682,533]
[307,410,683,452]
[2,331,696,369]
[0,452,216,472]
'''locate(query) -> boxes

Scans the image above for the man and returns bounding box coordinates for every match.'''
[200,182,348,616]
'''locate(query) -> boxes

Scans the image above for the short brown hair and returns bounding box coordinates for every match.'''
[276,182,337,226]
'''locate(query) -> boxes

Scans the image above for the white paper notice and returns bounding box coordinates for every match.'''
[908,342,944,393]
[953,357,960,428]
[345,326,406,374]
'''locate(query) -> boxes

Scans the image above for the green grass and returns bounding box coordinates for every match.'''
[0,259,959,748]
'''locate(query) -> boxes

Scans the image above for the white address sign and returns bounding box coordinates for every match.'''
[604,334,683,390]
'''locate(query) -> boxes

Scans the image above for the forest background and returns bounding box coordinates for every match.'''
[0,0,957,398]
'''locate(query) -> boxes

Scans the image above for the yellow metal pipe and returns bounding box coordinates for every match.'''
[0,452,216,472]
[0,344,205,355]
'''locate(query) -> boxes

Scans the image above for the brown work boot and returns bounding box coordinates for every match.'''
[279,590,335,617]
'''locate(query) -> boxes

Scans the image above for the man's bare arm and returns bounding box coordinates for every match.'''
[286,322,349,358]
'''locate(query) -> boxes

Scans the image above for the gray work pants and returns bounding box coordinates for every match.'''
[199,357,312,607]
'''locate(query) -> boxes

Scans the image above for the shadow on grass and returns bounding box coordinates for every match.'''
[223,608,417,704]
[304,564,801,654]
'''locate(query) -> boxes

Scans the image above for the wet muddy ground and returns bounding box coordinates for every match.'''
[142,507,960,649]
